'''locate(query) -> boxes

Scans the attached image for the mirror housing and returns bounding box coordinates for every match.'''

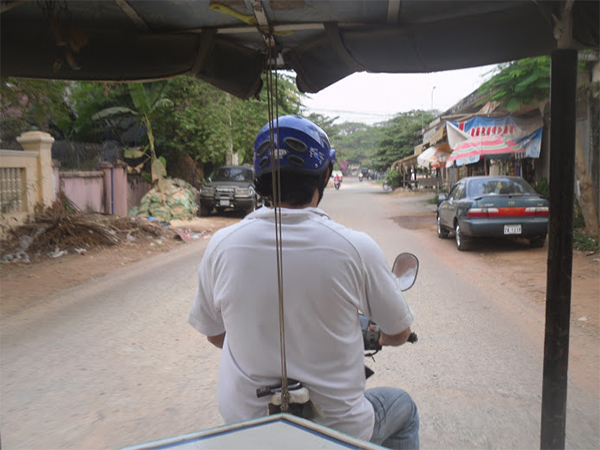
[391,253,419,291]
[437,194,447,205]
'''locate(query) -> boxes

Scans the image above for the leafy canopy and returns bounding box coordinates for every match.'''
[477,57,551,112]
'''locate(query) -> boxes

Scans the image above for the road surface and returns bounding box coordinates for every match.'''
[1,177,598,450]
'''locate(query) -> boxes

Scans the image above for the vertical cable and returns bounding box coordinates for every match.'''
[264,40,289,412]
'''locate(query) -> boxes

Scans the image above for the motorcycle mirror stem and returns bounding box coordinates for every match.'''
[391,253,419,291]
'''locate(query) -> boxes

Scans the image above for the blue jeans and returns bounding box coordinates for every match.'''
[365,387,420,450]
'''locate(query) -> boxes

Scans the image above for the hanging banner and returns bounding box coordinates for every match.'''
[447,114,543,158]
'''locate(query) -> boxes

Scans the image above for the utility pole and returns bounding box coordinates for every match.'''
[431,86,437,111]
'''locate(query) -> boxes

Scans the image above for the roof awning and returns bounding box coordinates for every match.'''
[430,126,447,145]
[392,154,419,170]
[1,1,598,99]
[417,143,452,169]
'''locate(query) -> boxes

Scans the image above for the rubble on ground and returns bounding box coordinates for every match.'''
[130,178,198,222]
[0,194,180,264]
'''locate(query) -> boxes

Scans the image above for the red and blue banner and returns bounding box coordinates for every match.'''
[447,114,543,159]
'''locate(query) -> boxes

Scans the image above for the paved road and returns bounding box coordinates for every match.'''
[1,178,598,450]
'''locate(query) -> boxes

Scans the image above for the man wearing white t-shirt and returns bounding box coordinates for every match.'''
[188,116,419,449]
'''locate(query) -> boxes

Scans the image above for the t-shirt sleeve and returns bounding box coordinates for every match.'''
[356,234,414,335]
[188,250,226,337]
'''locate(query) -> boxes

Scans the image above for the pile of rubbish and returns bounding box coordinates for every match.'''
[0,194,178,264]
[130,178,198,222]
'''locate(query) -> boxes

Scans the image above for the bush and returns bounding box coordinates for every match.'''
[573,232,599,252]
[385,170,403,188]
[532,178,549,198]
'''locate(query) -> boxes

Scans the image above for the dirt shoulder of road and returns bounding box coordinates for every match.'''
[0,216,238,317]
[2,202,598,335]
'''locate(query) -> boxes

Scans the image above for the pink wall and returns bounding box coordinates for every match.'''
[102,164,128,216]
[60,171,104,212]
[57,164,151,216]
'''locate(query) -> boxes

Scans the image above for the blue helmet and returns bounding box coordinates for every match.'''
[254,115,332,177]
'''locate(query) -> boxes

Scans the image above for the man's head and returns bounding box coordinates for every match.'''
[253,116,333,207]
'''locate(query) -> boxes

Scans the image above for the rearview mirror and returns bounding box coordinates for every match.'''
[437,194,447,204]
[391,253,419,291]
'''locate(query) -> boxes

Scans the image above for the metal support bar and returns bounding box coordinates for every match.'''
[540,48,578,450]
[252,0,275,48]
[114,0,149,30]
[387,0,401,24]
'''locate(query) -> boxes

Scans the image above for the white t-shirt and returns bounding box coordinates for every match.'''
[188,207,414,441]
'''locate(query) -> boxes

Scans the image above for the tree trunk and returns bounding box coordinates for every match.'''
[225,93,235,165]
[575,126,599,239]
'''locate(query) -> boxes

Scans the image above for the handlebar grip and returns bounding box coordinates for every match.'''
[407,332,418,343]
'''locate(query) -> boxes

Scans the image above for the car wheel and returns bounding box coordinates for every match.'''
[530,235,547,248]
[199,203,211,217]
[455,222,469,251]
[437,215,449,239]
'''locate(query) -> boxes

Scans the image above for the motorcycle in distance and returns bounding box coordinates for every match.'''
[333,176,341,190]
[359,173,363,182]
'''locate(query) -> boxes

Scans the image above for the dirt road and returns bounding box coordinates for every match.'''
[1,179,598,449]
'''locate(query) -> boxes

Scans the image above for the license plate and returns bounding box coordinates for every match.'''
[219,199,230,207]
[504,224,522,235]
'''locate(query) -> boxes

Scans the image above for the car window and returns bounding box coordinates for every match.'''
[468,180,490,197]
[455,185,466,200]
[213,167,254,182]
[447,184,459,200]
[471,178,537,196]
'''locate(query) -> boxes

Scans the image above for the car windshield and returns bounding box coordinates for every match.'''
[468,178,537,197]
[213,167,254,182]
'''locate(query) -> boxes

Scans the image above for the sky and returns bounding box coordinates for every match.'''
[302,64,498,125]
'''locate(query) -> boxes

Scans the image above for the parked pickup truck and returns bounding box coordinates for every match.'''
[199,166,260,216]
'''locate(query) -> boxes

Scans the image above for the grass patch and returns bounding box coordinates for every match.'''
[573,231,599,252]
[427,195,439,205]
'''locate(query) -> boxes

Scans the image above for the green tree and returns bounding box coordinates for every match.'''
[374,110,434,170]
[154,74,303,180]
[477,57,551,111]
[68,82,131,142]
[0,78,72,145]
[92,82,172,187]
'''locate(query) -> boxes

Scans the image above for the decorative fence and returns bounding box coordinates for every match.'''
[0,132,55,228]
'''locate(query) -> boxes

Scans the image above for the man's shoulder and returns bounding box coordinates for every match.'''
[206,217,256,251]
[314,215,380,253]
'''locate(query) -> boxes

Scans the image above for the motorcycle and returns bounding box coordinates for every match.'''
[360,253,418,378]
[359,173,363,182]
[333,177,341,190]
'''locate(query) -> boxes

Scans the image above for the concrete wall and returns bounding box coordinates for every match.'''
[0,131,55,229]
[1,132,152,234]
[59,171,104,212]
